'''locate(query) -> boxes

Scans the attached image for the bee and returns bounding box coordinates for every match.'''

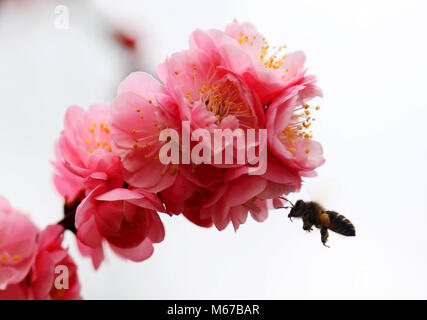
[281,198,356,247]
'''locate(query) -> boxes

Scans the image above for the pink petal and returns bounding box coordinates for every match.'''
[109,238,154,262]
[95,188,143,201]
[118,72,165,97]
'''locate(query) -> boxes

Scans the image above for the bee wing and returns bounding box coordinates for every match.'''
[304,177,335,205]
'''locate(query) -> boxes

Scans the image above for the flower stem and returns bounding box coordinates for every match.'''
[57,192,85,234]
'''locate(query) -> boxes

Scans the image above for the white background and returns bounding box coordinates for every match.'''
[0,0,426,299]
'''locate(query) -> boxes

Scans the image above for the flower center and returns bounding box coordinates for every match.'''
[86,122,112,154]
[259,42,288,70]
[0,252,20,263]
[202,80,250,123]
[193,76,256,128]
[279,104,319,154]
[237,32,290,80]
[129,100,165,160]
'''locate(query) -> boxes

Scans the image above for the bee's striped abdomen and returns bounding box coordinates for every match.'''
[326,211,356,236]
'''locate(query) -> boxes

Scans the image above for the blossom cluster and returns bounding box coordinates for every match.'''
[0,198,81,299]
[52,20,324,269]
[0,20,324,299]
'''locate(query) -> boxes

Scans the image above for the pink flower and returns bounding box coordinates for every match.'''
[157,46,267,172]
[53,104,123,203]
[151,20,325,230]
[111,72,181,192]
[0,225,81,300]
[265,77,325,177]
[75,186,165,265]
[159,170,224,227]
[0,197,38,290]
[158,47,265,130]
[160,155,301,231]
[188,20,309,105]
[198,155,301,230]
[199,174,269,230]
[53,103,168,267]
[158,48,265,136]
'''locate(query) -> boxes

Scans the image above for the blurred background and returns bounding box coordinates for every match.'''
[0,0,426,299]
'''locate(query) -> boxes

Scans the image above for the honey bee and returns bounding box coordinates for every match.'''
[281,198,356,247]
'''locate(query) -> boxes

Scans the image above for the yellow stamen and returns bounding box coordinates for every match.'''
[170,165,179,175]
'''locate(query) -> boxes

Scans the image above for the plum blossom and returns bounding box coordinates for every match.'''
[0,197,39,290]
[53,103,166,268]
[75,186,165,265]
[0,19,327,299]
[157,48,265,131]
[111,72,181,192]
[53,104,123,203]
[197,154,302,230]
[0,225,81,300]
[188,20,310,105]
[52,20,325,236]
[157,47,266,170]
[52,19,325,273]
[159,167,226,227]
[150,20,324,230]
[0,198,81,300]
[265,77,325,177]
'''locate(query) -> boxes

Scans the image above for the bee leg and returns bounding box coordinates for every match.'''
[321,227,330,247]
[302,217,313,232]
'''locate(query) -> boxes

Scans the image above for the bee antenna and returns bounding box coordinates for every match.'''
[279,197,294,208]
